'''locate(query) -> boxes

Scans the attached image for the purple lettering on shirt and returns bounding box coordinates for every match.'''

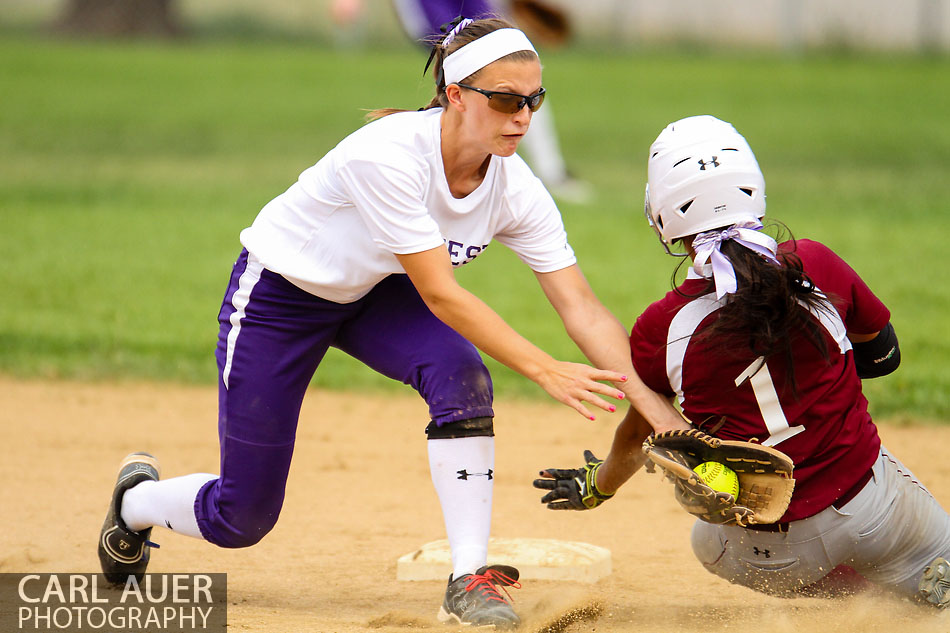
[445,241,491,267]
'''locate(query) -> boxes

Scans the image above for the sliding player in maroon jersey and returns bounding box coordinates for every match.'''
[535,115,950,608]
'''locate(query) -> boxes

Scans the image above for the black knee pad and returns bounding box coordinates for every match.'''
[425,416,494,439]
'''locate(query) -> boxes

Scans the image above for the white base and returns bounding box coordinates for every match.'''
[396,537,611,583]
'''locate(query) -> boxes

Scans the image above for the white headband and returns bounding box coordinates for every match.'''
[442,28,537,86]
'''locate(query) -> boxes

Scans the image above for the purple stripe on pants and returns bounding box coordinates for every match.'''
[195,250,493,548]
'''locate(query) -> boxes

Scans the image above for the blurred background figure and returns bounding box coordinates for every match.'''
[54,0,183,37]
[328,0,368,46]
[330,0,592,204]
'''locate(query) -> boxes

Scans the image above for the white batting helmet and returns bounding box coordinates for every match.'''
[644,115,766,256]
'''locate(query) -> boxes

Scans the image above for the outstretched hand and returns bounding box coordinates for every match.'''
[534,361,627,420]
[533,450,614,510]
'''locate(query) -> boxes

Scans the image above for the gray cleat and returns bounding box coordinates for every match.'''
[919,557,950,608]
[438,564,521,629]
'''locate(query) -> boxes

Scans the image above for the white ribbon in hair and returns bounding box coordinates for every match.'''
[692,220,780,299]
[441,18,474,49]
[442,28,537,86]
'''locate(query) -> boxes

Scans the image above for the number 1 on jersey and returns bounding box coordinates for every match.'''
[735,357,806,447]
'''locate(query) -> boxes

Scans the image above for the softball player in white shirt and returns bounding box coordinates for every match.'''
[97,17,688,628]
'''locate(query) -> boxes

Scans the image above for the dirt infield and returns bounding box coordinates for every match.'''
[3,376,950,632]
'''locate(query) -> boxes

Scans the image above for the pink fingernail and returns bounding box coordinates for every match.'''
[589,415,596,421]
[617,392,625,399]
[620,375,628,381]
[609,405,616,412]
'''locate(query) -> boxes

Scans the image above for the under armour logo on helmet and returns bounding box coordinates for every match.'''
[457,469,493,480]
[698,157,720,170]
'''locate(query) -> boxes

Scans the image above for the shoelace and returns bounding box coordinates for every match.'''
[464,569,522,604]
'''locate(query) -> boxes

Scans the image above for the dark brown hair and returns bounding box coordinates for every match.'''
[366,18,538,121]
[675,224,835,395]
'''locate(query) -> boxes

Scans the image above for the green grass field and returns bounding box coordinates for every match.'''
[2,35,949,421]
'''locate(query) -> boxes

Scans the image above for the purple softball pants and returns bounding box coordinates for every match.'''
[194,250,494,548]
[393,0,498,42]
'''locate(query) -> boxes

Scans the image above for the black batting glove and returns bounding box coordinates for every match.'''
[533,450,614,510]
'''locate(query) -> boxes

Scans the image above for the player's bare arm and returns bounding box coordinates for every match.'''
[396,246,625,420]
[596,405,657,494]
[534,264,689,433]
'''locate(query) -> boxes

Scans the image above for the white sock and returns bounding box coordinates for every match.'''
[428,436,495,580]
[520,106,568,185]
[121,473,217,539]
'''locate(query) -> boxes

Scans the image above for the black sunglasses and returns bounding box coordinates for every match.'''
[456,84,546,114]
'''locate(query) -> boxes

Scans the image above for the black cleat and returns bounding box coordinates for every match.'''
[97,452,161,586]
[438,564,521,629]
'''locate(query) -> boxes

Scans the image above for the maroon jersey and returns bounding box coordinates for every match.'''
[631,239,891,521]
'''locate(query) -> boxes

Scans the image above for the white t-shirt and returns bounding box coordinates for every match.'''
[240,108,576,303]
